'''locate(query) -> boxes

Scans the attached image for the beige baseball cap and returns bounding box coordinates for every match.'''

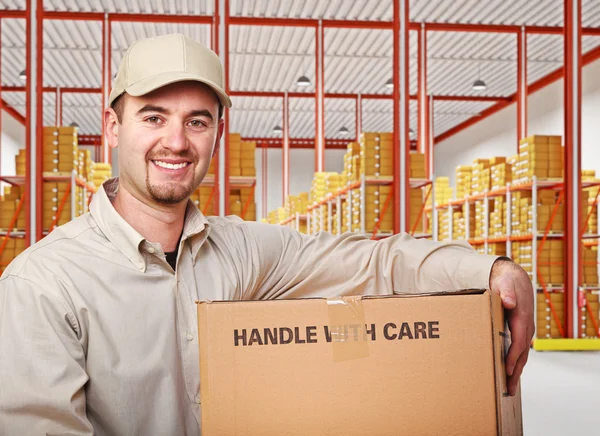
[109,33,232,108]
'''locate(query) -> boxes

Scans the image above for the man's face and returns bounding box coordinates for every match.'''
[106,81,223,206]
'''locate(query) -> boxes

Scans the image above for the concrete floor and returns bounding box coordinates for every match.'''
[521,350,600,435]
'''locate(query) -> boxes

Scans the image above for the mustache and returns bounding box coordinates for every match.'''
[147,150,198,163]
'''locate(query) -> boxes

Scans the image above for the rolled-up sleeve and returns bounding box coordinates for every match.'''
[0,275,93,436]
[241,223,498,299]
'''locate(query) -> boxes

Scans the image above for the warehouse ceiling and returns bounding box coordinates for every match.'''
[0,0,600,142]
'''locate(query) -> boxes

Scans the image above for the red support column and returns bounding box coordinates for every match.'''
[101,13,111,163]
[282,92,290,203]
[0,20,2,178]
[564,0,583,338]
[418,23,430,177]
[517,26,528,148]
[315,20,325,173]
[25,0,44,244]
[215,0,230,216]
[393,0,410,233]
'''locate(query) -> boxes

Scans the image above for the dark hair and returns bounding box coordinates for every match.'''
[110,93,224,124]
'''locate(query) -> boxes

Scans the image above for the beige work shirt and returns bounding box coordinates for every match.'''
[0,178,498,436]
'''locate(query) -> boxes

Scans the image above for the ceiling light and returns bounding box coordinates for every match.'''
[69,122,79,128]
[339,126,349,135]
[409,128,414,135]
[472,79,487,91]
[297,75,311,87]
[385,78,393,89]
[19,70,26,81]
[272,125,283,134]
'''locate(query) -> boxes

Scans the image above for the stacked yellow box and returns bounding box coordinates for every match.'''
[453,210,465,240]
[456,165,472,198]
[536,239,564,285]
[42,127,60,174]
[15,149,26,176]
[512,241,533,280]
[343,142,361,184]
[517,135,563,183]
[489,197,506,237]
[428,177,453,207]
[310,172,341,203]
[409,153,426,179]
[241,140,256,177]
[229,191,242,217]
[240,187,256,220]
[471,159,490,195]
[0,237,26,275]
[360,132,393,178]
[437,207,450,241]
[537,292,565,339]
[486,242,506,256]
[409,188,424,234]
[508,155,519,184]
[582,170,598,234]
[580,291,599,338]
[228,133,242,177]
[42,182,72,231]
[582,246,598,286]
[490,158,511,191]
[510,191,532,234]
[57,126,79,174]
[365,185,393,233]
[91,162,112,189]
[0,186,25,231]
[474,200,486,239]
[534,191,563,233]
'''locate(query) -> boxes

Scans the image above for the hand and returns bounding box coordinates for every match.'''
[489,258,535,396]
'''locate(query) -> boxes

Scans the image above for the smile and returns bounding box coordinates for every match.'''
[153,160,191,170]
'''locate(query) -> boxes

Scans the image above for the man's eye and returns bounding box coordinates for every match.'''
[147,116,160,123]
[189,119,206,127]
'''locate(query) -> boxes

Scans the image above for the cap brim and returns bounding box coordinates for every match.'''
[125,71,232,108]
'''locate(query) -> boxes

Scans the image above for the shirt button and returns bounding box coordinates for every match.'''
[186,332,194,341]
[195,395,201,404]
[147,247,156,254]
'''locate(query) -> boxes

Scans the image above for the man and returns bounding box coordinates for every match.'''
[0,34,534,435]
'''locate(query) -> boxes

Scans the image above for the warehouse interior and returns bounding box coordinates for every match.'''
[0,0,600,434]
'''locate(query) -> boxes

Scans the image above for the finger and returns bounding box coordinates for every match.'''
[507,347,529,396]
[492,274,517,309]
[505,323,528,376]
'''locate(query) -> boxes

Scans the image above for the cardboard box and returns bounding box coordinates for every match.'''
[197,290,523,436]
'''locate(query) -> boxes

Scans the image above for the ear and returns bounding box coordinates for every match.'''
[212,118,225,158]
[104,107,120,150]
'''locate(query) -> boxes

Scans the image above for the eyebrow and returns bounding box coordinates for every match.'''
[136,105,214,121]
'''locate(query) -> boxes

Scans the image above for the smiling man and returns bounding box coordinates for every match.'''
[0,34,534,436]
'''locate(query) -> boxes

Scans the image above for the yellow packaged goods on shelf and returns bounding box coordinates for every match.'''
[409,152,426,179]
[536,292,564,339]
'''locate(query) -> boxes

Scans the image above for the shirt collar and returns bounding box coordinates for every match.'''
[90,177,211,271]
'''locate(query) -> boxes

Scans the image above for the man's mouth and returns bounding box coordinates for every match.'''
[152,160,191,170]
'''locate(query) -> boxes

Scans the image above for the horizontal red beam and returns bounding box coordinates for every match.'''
[2,86,101,94]
[434,44,600,144]
[43,11,104,21]
[247,137,418,150]
[0,10,26,19]
[43,11,212,24]
[231,90,507,103]
[1,99,26,126]
[109,13,212,24]
[230,17,318,27]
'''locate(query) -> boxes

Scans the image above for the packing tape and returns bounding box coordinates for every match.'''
[326,297,370,363]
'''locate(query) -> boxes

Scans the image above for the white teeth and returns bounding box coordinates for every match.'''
[154,161,188,170]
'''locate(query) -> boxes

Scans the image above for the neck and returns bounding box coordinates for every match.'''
[113,183,186,252]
